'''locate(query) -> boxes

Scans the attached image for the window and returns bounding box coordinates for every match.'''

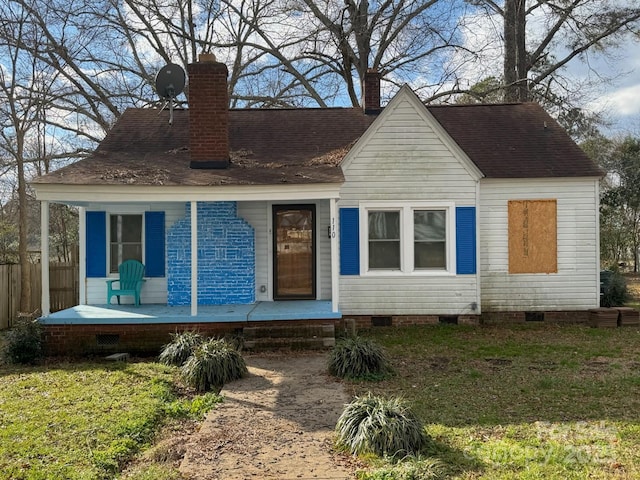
[414,210,446,269]
[109,214,142,273]
[368,211,400,269]
[361,203,454,274]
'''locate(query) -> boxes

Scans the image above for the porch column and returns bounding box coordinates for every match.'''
[78,207,86,305]
[40,201,50,316]
[330,197,339,313]
[190,201,198,316]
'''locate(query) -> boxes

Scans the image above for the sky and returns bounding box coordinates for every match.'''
[582,39,640,136]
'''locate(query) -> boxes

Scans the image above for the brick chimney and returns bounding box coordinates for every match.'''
[362,68,381,114]
[187,53,230,169]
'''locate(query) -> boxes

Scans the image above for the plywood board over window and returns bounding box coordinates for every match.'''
[508,200,557,274]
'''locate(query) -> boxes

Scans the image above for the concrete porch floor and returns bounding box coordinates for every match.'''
[39,301,341,325]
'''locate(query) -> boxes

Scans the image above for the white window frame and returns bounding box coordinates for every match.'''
[108,213,145,275]
[359,202,456,276]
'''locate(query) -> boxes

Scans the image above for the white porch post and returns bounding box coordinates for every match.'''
[78,207,86,305]
[40,201,50,316]
[330,197,339,313]
[190,201,198,316]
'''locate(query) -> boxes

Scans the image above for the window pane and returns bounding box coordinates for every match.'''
[110,244,119,273]
[414,210,446,269]
[414,210,445,241]
[122,244,142,263]
[368,211,401,270]
[369,241,400,269]
[368,211,399,240]
[415,242,446,269]
[121,215,142,243]
[110,214,143,273]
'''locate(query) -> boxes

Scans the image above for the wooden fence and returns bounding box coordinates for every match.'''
[0,263,78,330]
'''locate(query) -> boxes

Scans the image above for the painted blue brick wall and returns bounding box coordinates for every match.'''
[166,202,255,305]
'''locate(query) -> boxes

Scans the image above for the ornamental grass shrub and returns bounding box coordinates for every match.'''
[158,331,204,366]
[181,338,247,392]
[335,394,428,458]
[328,335,391,380]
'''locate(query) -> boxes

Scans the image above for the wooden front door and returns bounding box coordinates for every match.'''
[273,205,316,300]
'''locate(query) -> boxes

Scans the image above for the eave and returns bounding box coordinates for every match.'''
[33,182,343,206]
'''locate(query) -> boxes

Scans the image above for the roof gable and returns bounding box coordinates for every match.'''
[342,85,484,181]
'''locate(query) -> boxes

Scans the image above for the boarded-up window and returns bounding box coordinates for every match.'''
[508,200,557,274]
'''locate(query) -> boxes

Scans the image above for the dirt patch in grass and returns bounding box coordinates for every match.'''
[179,353,362,480]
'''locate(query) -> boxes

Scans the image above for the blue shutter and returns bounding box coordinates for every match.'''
[145,211,165,277]
[456,206,476,274]
[86,211,107,278]
[340,208,360,275]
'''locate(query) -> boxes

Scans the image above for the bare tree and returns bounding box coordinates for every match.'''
[0,0,59,309]
[471,0,640,103]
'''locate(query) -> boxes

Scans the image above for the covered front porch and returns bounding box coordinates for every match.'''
[39,300,342,356]
[39,300,341,325]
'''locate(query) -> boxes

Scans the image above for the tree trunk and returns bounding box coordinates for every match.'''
[16,131,32,312]
[503,0,528,102]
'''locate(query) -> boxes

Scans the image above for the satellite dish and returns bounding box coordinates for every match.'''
[155,63,186,125]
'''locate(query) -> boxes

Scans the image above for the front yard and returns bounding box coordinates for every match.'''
[1,319,639,479]
[0,356,219,480]
[352,323,640,479]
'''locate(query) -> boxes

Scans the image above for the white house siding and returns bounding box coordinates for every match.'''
[237,202,268,301]
[339,94,480,316]
[479,178,600,311]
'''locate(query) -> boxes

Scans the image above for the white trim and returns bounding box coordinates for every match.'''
[474,181,482,314]
[78,207,86,305]
[33,183,342,204]
[190,201,198,316]
[359,201,456,277]
[595,179,601,305]
[40,201,50,316]
[330,198,339,312]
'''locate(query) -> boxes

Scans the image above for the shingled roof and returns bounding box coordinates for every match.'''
[33,107,376,186]
[32,97,602,187]
[427,102,603,178]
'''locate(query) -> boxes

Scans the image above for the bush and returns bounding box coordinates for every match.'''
[181,338,247,392]
[158,331,204,366]
[328,336,391,380]
[600,270,628,307]
[4,319,43,364]
[336,394,428,458]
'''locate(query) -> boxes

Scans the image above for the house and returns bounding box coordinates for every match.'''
[32,54,603,354]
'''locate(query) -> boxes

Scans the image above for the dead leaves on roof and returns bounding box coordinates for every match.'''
[100,167,171,185]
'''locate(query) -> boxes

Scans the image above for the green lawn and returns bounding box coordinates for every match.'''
[0,358,219,480]
[351,323,640,479]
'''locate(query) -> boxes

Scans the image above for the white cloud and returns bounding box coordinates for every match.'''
[591,84,640,117]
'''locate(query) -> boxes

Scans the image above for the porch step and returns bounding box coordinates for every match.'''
[242,324,335,351]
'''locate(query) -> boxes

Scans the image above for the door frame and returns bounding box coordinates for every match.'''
[272,204,317,300]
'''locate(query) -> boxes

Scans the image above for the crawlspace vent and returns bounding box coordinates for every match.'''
[96,334,120,346]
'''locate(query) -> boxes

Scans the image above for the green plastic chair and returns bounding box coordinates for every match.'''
[106,260,146,306]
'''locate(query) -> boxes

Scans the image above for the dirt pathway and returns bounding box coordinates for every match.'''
[179,353,360,480]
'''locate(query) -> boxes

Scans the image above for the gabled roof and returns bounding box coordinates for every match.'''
[33,108,376,186]
[427,102,603,178]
